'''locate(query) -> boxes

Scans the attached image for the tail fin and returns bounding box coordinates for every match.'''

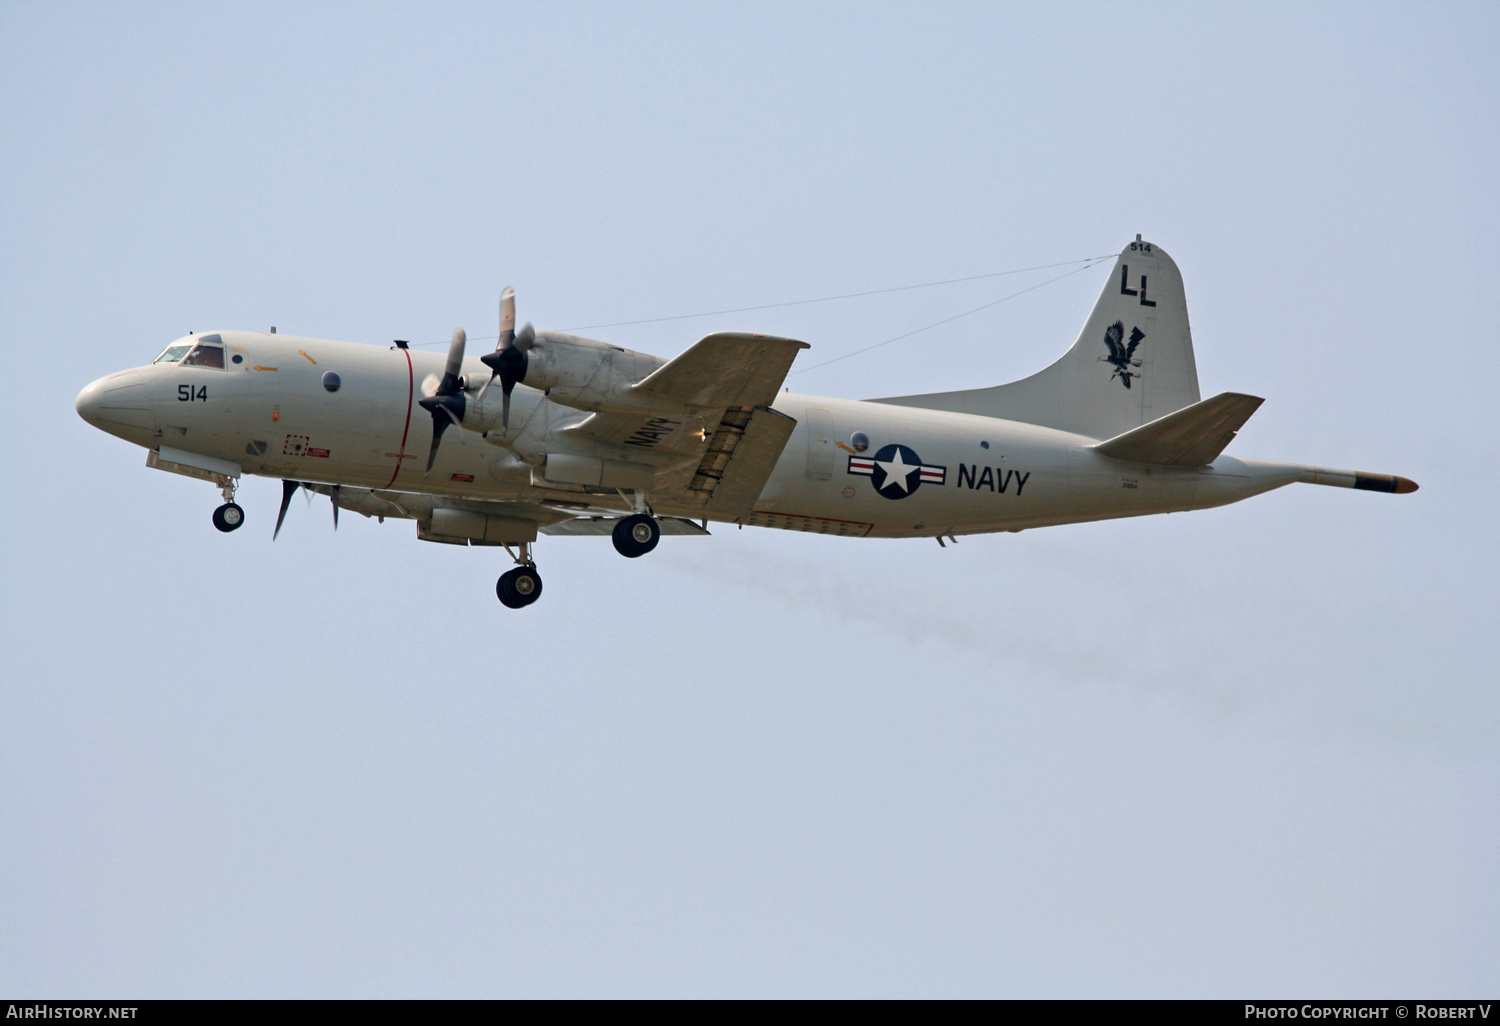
[873,238,1202,439]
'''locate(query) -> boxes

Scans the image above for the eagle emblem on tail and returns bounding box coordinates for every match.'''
[1100,320,1145,389]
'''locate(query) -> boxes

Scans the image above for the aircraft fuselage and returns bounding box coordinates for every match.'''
[76,330,1306,540]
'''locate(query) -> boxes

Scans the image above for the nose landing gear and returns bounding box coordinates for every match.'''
[211,479,244,533]
[212,502,245,532]
[497,541,543,608]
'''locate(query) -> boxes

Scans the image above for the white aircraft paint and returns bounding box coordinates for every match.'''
[75,238,1416,606]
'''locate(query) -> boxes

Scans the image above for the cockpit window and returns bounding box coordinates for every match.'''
[154,343,194,364]
[180,342,225,368]
[156,333,224,365]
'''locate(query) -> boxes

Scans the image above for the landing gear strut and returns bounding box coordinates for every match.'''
[211,478,243,533]
[496,541,542,608]
[612,513,660,558]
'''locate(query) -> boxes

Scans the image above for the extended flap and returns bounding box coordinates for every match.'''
[1093,392,1264,466]
[682,405,799,515]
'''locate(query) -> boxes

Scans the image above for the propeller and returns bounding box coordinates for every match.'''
[274,479,340,537]
[273,479,299,539]
[478,286,534,429]
[418,328,468,473]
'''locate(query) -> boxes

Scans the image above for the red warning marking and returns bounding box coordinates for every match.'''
[384,347,415,489]
[450,473,475,482]
[283,435,310,456]
[307,448,330,458]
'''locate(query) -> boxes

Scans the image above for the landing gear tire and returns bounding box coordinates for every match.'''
[497,566,543,608]
[212,502,245,533]
[612,513,660,558]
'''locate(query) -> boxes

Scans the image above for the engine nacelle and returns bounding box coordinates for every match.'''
[456,332,671,436]
[534,453,655,491]
[521,332,665,412]
[420,508,538,546]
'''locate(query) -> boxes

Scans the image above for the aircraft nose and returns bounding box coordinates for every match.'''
[75,376,110,427]
[76,370,154,436]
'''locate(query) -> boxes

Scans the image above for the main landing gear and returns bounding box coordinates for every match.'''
[497,542,543,609]
[495,512,661,609]
[612,513,660,558]
[211,478,244,533]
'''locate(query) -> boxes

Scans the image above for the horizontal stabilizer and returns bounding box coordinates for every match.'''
[1093,392,1264,466]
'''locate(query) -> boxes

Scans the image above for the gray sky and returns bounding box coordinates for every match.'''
[2,1,1496,997]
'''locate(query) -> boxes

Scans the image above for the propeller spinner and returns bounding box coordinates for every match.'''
[479,286,534,429]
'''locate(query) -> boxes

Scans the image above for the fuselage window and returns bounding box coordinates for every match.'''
[154,344,194,364]
[180,343,225,368]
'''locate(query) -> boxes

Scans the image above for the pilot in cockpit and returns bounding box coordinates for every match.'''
[155,335,226,368]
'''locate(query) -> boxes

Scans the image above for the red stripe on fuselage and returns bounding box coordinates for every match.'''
[384,347,414,488]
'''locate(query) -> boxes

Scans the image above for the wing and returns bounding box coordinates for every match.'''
[306,485,718,545]
[560,402,801,518]
[630,332,808,411]
[559,333,808,517]
[300,484,576,544]
[540,515,710,536]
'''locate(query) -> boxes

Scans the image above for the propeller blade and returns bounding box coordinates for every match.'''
[418,393,466,473]
[503,322,536,428]
[330,483,340,531]
[274,479,299,539]
[479,289,519,402]
[441,327,466,392]
[422,407,452,473]
[499,287,515,350]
